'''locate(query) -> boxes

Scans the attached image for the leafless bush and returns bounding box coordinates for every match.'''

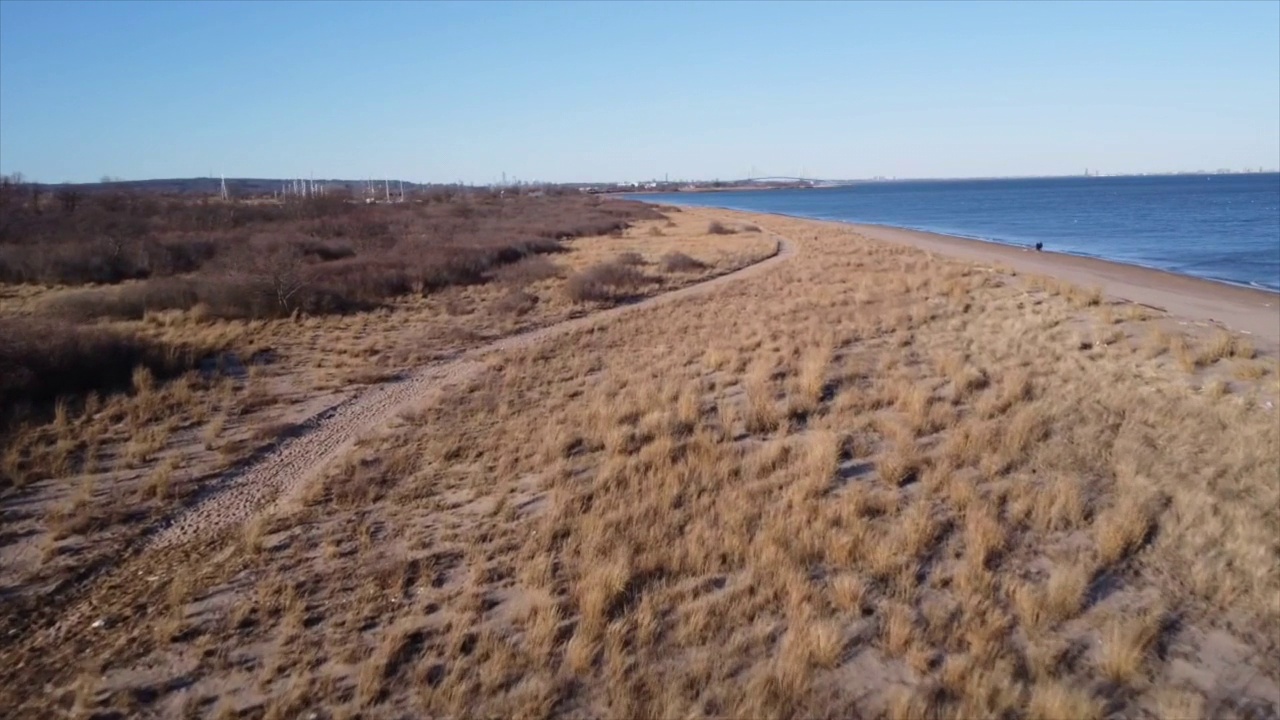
[493,288,538,316]
[297,238,357,261]
[221,237,310,315]
[0,318,199,426]
[493,255,561,286]
[708,221,737,235]
[565,261,653,303]
[616,251,646,266]
[660,252,708,273]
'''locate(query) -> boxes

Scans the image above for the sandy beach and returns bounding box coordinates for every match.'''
[843,222,1280,354]
[640,199,1280,355]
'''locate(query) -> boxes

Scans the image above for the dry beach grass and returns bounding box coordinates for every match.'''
[0,203,774,645]
[1,206,1277,719]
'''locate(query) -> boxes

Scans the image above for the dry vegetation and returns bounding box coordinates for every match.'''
[2,205,1278,719]
[0,192,776,656]
[0,183,669,414]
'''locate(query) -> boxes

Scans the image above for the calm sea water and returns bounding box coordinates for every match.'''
[635,174,1280,292]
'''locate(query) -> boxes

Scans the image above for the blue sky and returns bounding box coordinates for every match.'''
[1,1,1277,183]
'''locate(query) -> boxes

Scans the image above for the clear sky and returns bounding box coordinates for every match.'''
[1,0,1277,184]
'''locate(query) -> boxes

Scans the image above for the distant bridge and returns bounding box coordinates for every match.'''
[736,176,849,187]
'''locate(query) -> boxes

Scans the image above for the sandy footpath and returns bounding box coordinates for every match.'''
[148,236,793,551]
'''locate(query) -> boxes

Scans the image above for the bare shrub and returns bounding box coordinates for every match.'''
[615,251,646,266]
[493,289,538,316]
[660,252,708,273]
[440,289,473,316]
[0,318,199,427]
[564,261,652,303]
[707,221,737,235]
[492,255,561,286]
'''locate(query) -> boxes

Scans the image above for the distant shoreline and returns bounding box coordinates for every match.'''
[624,184,829,195]
[617,171,1280,196]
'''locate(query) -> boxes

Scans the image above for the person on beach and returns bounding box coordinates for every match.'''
[1035,242,1044,251]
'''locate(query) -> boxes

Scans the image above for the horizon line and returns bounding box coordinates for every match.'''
[6,168,1279,188]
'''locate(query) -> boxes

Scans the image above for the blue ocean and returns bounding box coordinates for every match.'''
[636,174,1280,292]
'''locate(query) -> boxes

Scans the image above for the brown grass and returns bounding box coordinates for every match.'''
[1027,680,1103,720]
[1,207,1276,719]
[1096,605,1165,685]
[1232,359,1269,380]
[1095,494,1156,567]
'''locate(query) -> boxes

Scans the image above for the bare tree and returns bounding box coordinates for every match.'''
[0,174,20,211]
[55,188,81,215]
[227,238,309,315]
[262,249,308,314]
